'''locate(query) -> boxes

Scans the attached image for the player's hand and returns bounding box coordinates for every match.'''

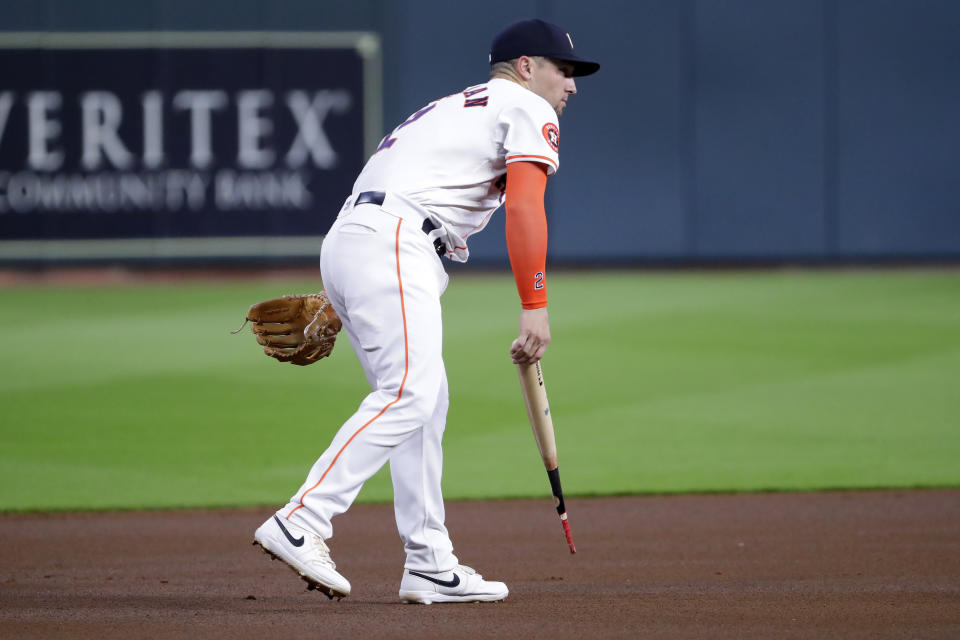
[511,307,551,365]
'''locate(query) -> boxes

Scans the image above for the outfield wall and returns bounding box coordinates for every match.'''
[1,0,958,265]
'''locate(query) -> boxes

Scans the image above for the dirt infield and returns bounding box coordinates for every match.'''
[2,490,959,639]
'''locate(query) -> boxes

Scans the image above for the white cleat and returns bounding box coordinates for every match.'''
[253,514,351,600]
[398,564,509,604]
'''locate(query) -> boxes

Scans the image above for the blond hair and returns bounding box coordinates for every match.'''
[489,56,548,81]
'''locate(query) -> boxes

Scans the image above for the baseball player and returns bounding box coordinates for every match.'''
[253,18,599,604]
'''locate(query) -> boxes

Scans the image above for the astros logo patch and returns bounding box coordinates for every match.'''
[542,123,560,153]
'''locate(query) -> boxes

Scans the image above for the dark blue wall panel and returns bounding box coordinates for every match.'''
[693,0,828,258]
[549,0,688,261]
[2,0,960,262]
[835,0,960,256]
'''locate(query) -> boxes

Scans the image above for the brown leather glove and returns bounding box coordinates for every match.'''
[234,291,342,366]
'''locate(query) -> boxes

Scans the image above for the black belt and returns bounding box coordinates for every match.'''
[355,191,445,258]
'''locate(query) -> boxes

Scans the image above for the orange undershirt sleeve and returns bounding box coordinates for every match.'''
[504,161,550,309]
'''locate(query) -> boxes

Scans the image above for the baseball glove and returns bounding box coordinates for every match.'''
[232,291,342,366]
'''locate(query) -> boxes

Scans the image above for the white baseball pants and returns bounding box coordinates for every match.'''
[281,199,457,574]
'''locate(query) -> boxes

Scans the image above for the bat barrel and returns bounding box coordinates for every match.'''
[517,362,558,464]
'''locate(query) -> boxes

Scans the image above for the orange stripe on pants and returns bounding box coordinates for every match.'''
[287,218,410,520]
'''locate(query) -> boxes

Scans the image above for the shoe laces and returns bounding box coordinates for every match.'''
[309,535,337,570]
[456,564,478,577]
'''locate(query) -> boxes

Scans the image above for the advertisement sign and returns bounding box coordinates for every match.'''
[0,32,381,262]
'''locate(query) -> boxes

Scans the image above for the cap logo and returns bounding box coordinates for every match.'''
[566,33,574,49]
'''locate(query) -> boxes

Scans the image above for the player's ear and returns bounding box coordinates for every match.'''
[516,56,534,80]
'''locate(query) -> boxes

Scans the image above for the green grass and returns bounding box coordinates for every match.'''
[1,269,958,511]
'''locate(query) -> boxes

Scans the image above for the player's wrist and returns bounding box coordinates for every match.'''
[521,300,548,310]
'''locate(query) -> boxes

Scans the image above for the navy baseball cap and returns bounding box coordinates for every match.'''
[490,19,600,77]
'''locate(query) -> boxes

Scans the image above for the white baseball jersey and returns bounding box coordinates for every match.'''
[352,78,561,262]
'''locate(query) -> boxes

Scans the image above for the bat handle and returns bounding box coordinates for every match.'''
[548,468,576,554]
[560,512,577,554]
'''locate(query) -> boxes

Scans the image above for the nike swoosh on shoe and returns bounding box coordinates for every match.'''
[407,570,461,588]
[273,515,305,547]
